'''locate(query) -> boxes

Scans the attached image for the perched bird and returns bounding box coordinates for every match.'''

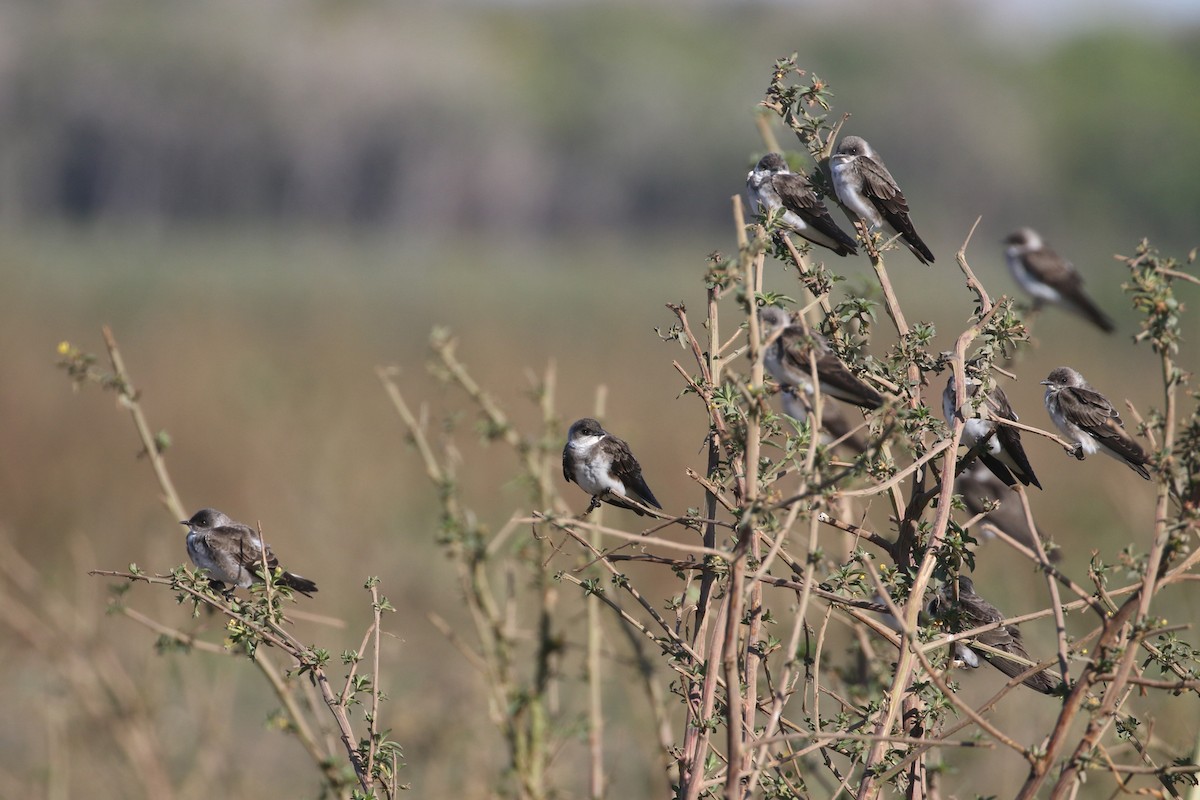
[563,418,662,515]
[943,373,1041,489]
[956,462,1059,561]
[181,508,317,596]
[1041,367,1151,480]
[780,383,869,456]
[930,576,1059,694]
[829,135,935,264]
[876,593,980,670]
[1004,228,1115,333]
[758,307,884,411]
[745,152,859,256]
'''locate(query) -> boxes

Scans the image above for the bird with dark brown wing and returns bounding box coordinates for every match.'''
[759,307,885,411]
[830,135,934,264]
[182,508,318,596]
[931,576,1059,694]
[943,373,1041,489]
[563,418,662,515]
[746,152,859,257]
[1042,367,1151,480]
[1004,228,1115,333]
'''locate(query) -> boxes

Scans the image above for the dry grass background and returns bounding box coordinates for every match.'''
[2,221,1196,797]
[1,3,1199,797]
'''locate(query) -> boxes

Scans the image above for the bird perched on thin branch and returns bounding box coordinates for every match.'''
[1003,228,1115,333]
[943,372,1041,489]
[930,576,1059,694]
[563,418,662,515]
[758,307,884,411]
[745,152,859,257]
[830,135,935,264]
[182,508,318,596]
[1041,367,1151,480]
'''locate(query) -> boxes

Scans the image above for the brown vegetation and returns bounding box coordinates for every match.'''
[1,10,1200,800]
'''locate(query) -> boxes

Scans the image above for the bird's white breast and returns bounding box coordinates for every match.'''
[749,180,807,232]
[187,532,216,569]
[186,531,234,582]
[1006,251,1061,303]
[944,390,996,450]
[763,341,805,387]
[1046,394,1098,454]
[569,436,625,497]
[830,157,882,228]
[961,418,998,452]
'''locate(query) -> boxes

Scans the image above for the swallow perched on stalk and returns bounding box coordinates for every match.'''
[943,373,1041,489]
[746,152,859,257]
[182,508,317,596]
[830,135,934,264]
[563,418,662,515]
[1041,367,1151,479]
[758,306,885,411]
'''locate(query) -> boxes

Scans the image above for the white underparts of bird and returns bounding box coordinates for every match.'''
[562,417,662,515]
[181,508,318,596]
[1041,366,1151,480]
[1003,228,1115,333]
[758,306,885,411]
[942,373,1041,489]
[830,135,935,264]
[745,152,858,257]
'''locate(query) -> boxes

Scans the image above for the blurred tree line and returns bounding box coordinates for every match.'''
[0,3,1196,251]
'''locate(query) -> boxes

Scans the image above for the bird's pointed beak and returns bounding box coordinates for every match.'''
[1039,380,1051,386]
[179,520,189,526]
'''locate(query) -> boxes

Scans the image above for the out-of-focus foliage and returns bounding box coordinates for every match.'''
[1039,33,1200,237]
[0,3,1196,252]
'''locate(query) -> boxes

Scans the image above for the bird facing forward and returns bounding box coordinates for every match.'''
[562,418,662,516]
[182,508,318,596]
